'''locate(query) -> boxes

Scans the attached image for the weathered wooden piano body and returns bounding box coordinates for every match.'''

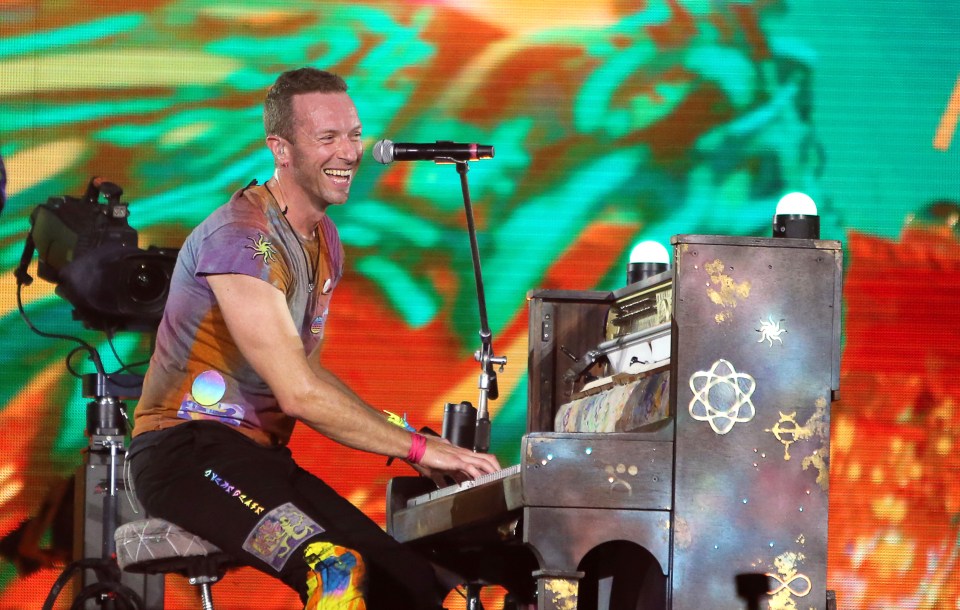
[388,235,842,609]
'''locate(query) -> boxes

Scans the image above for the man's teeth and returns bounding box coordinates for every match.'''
[324,169,351,178]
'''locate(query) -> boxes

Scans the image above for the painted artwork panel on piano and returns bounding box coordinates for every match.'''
[670,236,839,610]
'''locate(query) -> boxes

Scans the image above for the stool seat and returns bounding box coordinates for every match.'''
[115,518,237,610]
[116,518,231,573]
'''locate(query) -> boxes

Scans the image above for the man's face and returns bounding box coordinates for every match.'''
[286,91,363,208]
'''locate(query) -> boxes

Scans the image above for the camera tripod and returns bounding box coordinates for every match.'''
[42,373,162,610]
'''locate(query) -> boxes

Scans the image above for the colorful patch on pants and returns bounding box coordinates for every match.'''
[242,502,324,571]
[304,541,366,610]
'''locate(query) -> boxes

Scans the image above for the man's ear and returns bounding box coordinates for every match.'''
[266,135,287,165]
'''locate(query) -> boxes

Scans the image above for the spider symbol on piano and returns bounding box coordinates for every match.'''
[756,316,787,346]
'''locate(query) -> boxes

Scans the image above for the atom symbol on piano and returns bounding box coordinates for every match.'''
[688,359,757,434]
[756,316,787,346]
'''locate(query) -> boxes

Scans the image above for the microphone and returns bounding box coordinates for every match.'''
[372,139,494,164]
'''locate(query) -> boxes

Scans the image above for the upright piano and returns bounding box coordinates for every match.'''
[387,235,842,610]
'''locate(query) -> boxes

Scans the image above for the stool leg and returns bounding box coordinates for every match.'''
[199,582,215,610]
[466,583,485,610]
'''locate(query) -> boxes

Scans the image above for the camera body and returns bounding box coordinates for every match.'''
[28,179,178,331]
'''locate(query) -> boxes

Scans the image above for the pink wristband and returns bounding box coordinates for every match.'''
[406,433,427,465]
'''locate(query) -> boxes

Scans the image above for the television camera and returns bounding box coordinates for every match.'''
[15,177,178,331]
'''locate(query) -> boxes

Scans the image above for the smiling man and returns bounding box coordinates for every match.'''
[128,68,500,610]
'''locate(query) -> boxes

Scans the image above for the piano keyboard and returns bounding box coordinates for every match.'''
[407,463,523,507]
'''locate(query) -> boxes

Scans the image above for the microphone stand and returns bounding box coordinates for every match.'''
[451,160,507,454]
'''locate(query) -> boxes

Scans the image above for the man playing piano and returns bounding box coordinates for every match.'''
[128,67,501,609]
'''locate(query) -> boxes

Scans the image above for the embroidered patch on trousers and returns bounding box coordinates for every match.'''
[242,502,324,571]
[304,541,366,609]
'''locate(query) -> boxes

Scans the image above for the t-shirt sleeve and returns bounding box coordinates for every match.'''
[194,222,292,292]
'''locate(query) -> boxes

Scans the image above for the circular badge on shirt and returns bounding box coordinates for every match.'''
[192,370,227,406]
[310,315,326,334]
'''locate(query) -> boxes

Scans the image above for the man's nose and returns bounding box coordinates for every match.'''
[337,136,360,162]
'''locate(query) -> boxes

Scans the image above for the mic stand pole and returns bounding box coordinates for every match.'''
[453,160,507,454]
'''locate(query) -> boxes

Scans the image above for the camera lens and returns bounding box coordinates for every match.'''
[128,263,168,303]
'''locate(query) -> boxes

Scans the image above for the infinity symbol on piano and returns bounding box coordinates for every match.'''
[766,572,812,597]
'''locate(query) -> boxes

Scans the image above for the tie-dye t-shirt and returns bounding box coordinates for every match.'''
[133,182,344,446]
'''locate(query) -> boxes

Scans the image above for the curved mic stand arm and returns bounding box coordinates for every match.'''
[453,160,507,454]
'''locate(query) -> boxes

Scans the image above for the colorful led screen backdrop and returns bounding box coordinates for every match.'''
[1,1,959,608]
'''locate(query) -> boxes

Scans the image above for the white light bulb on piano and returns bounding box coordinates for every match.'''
[773,191,820,238]
[627,240,670,284]
[629,240,670,264]
[776,192,818,215]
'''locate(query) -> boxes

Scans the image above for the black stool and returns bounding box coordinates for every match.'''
[115,518,237,610]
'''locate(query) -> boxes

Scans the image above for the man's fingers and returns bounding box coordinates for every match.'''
[421,438,503,481]
[469,451,501,474]
[454,449,500,479]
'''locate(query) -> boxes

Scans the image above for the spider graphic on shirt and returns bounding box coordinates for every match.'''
[246,233,278,264]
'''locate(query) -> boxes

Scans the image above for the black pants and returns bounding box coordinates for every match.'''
[128,421,442,609]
